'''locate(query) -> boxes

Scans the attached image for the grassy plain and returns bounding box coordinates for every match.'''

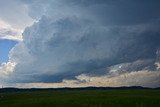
[0,89,160,107]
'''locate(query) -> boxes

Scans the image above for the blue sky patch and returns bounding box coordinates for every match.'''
[0,39,17,64]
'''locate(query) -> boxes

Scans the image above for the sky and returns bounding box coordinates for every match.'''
[0,0,160,88]
[0,40,17,64]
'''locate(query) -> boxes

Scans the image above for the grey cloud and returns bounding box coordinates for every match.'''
[108,59,156,75]
[6,0,160,87]
[24,0,160,25]
[0,0,33,29]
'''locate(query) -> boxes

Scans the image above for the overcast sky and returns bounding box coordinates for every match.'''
[0,0,160,88]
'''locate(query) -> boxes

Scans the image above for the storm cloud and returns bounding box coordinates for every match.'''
[2,0,160,87]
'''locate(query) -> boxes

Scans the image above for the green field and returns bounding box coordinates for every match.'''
[0,90,160,107]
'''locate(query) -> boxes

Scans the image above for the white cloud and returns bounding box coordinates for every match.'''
[155,62,160,70]
[0,19,23,41]
[0,61,16,77]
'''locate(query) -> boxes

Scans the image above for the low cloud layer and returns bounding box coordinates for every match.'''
[17,70,160,88]
[1,0,160,88]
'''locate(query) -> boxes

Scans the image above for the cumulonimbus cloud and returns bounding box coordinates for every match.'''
[1,0,160,87]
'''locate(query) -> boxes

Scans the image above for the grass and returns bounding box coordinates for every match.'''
[0,89,160,107]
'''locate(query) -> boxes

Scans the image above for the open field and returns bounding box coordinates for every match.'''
[0,89,160,107]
